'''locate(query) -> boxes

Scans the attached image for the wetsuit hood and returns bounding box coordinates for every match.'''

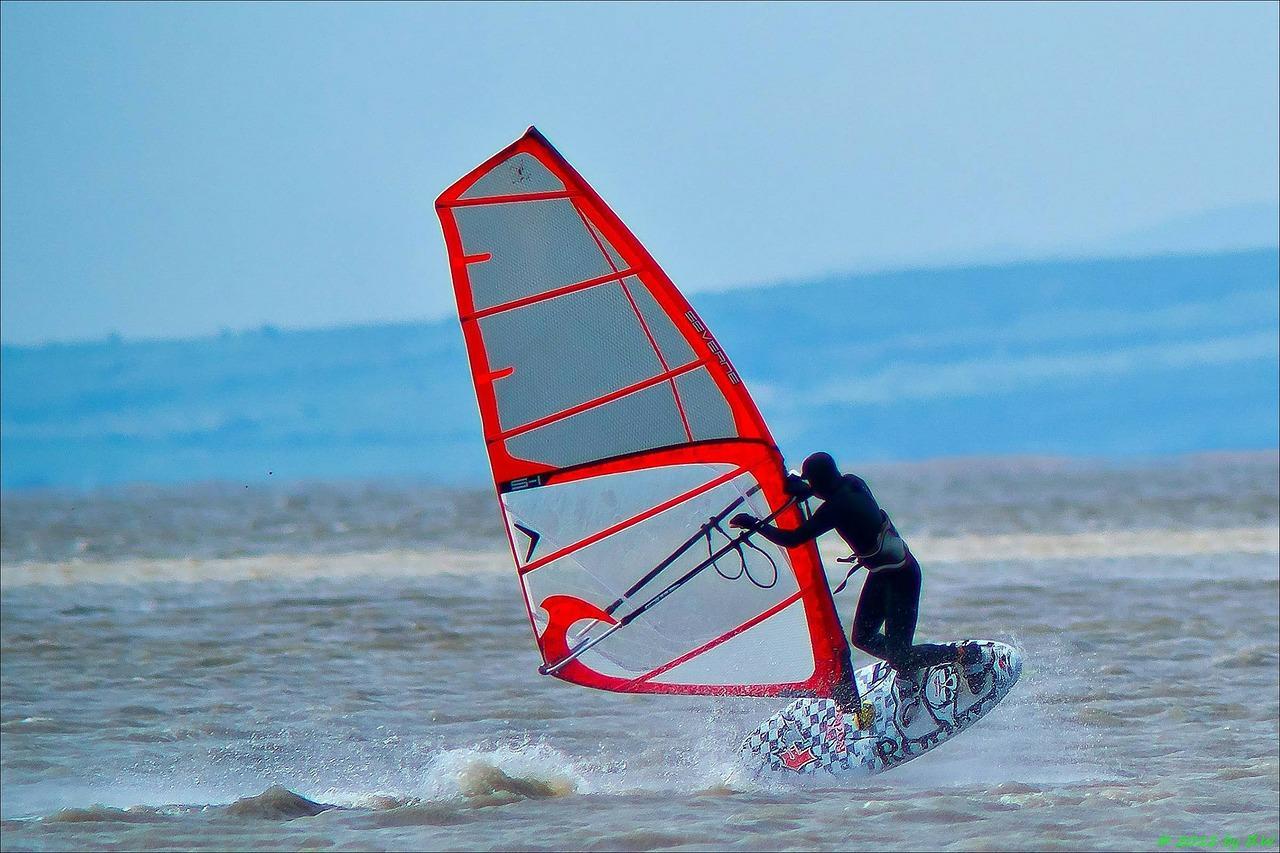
[801,452,841,498]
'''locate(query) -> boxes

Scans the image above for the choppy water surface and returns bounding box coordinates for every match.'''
[2,454,1277,851]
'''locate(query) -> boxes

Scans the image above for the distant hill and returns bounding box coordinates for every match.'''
[2,249,1277,489]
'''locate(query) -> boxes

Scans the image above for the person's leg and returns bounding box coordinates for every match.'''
[831,575,886,720]
[881,561,922,673]
[849,569,892,661]
[878,562,929,724]
[830,643,860,713]
[908,642,961,669]
[884,559,954,672]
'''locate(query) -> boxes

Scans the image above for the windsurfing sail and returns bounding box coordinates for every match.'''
[436,127,848,697]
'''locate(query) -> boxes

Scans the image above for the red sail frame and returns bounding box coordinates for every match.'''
[436,127,849,697]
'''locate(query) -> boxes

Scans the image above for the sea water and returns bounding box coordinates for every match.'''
[2,453,1277,851]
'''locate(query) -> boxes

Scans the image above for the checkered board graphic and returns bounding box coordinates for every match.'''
[740,641,1022,778]
[741,698,867,774]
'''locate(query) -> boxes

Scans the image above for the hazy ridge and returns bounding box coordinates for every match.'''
[3,249,1277,489]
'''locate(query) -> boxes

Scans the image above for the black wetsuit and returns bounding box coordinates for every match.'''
[750,474,953,676]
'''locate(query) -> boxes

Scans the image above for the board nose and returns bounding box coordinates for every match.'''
[988,641,1024,685]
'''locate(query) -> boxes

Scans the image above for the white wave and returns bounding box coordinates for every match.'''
[865,525,1280,564]
[0,547,510,588]
[6,524,1275,589]
[418,740,589,801]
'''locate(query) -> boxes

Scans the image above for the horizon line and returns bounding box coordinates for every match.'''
[3,243,1277,351]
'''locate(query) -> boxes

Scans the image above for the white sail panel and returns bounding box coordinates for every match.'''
[459,153,565,199]
[519,471,808,679]
[647,599,815,686]
[477,281,688,431]
[501,463,739,568]
[454,199,616,312]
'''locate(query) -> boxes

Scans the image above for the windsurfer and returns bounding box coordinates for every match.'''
[729,452,985,721]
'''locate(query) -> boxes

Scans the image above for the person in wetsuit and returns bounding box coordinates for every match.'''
[729,452,984,720]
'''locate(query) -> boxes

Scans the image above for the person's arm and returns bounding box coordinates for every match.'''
[730,503,834,547]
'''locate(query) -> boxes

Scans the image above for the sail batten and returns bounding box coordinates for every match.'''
[437,127,847,697]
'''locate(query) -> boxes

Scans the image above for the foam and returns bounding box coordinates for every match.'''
[5,526,1274,588]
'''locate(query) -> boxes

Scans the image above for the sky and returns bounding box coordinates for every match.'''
[1,1,1277,345]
